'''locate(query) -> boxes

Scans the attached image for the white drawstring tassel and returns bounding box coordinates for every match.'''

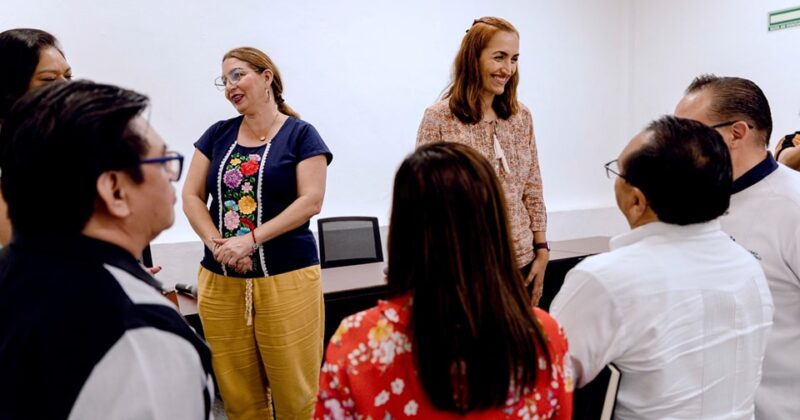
[493,133,511,173]
[244,279,253,326]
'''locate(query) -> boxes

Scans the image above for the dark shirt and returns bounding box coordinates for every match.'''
[0,235,213,419]
[195,115,332,277]
[732,153,779,194]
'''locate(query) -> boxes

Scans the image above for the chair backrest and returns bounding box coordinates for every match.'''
[317,216,383,268]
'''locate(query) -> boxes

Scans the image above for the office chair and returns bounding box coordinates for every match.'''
[317,216,383,268]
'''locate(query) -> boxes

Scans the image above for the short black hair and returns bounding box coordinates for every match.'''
[623,115,732,225]
[0,28,63,121]
[686,74,773,146]
[0,80,150,236]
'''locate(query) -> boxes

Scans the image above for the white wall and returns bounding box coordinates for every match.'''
[629,1,800,141]
[1,0,632,243]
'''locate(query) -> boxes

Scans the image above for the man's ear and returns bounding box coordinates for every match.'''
[729,120,750,149]
[96,171,131,218]
[627,186,650,223]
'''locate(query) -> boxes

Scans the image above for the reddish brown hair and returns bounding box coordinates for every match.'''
[444,17,519,124]
[223,47,299,118]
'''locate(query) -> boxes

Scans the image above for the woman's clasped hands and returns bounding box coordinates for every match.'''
[211,236,255,273]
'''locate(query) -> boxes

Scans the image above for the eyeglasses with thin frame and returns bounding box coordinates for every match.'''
[709,120,754,130]
[604,159,625,179]
[214,68,250,91]
[140,151,184,182]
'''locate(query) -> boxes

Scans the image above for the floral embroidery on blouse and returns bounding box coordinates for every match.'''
[315,295,573,419]
[221,150,263,275]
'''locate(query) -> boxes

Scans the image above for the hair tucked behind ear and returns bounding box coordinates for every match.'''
[223,46,299,119]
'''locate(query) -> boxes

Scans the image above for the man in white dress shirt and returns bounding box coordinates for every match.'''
[675,74,800,419]
[551,115,773,419]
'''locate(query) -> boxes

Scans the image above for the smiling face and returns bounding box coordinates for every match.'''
[28,46,71,90]
[479,31,519,99]
[221,57,271,114]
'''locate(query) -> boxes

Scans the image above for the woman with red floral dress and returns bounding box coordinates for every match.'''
[315,143,572,419]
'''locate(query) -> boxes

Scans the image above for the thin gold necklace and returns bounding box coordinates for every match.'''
[243,109,280,142]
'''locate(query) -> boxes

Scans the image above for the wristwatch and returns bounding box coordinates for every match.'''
[534,242,550,251]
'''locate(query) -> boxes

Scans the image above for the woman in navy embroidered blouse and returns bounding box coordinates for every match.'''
[182,46,332,420]
[194,116,330,277]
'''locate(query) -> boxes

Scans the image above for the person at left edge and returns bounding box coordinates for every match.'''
[0,80,214,419]
[183,46,332,420]
[0,28,72,245]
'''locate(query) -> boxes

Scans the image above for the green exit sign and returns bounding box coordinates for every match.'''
[769,6,800,31]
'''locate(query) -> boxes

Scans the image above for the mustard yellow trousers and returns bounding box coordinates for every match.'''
[197,265,324,420]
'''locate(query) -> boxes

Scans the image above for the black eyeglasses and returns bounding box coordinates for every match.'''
[604,159,625,179]
[710,120,754,130]
[140,151,184,182]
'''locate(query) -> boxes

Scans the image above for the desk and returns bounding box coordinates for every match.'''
[319,236,609,345]
[550,236,611,258]
[320,236,610,298]
[152,237,610,343]
[321,262,387,294]
[540,236,610,310]
[160,262,388,317]
[160,263,388,342]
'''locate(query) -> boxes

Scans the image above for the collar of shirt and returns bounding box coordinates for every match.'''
[610,219,723,251]
[10,233,162,290]
[732,152,778,194]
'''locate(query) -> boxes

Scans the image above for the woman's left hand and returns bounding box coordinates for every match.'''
[212,236,254,267]
[527,250,549,307]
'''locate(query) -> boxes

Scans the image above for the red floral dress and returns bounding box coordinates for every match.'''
[315,295,574,419]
